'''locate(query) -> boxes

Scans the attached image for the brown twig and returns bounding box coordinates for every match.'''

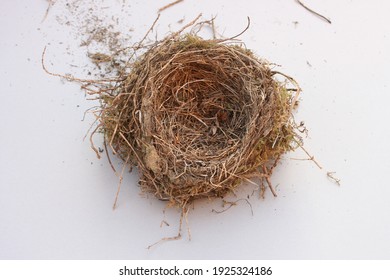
[216,16,251,43]
[191,15,218,39]
[113,155,130,210]
[272,71,301,115]
[89,124,102,159]
[118,132,144,169]
[292,143,323,169]
[42,0,55,23]
[166,14,202,41]
[327,171,341,186]
[147,208,185,249]
[211,15,216,40]
[262,166,278,197]
[300,145,322,169]
[183,207,191,241]
[160,220,170,227]
[212,199,253,216]
[42,46,119,83]
[135,14,161,49]
[158,0,184,13]
[296,0,331,24]
[104,139,117,173]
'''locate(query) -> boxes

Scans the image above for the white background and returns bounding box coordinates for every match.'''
[1,0,389,259]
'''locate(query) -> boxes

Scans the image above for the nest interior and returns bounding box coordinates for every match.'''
[101,35,298,207]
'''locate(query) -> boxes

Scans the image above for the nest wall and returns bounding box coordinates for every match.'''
[101,35,298,207]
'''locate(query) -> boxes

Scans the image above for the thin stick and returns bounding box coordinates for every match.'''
[89,124,102,159]
[113,14,161,61]
[216,17,251,43]
[211,15,216,40]
[118,132,145,169]
[166,14,202,41]
[270,155,281,173]
[42,46,119,83]
[147,209,184,249]
[272,71,301,115]
[116,14,162,75]
[158,0,184,13]
[296,0,331,24]
[259,180,266,199]
[212,203,233,214]
[136,14,160,49]
[160,220,170,227]
[327,171,341,186]
[81,106,100,122]
[229,16,251,41]
[184,207,191,241]
[263,166,277,197]
[83,114,100,145]
[296,144,323,169]
[191,15,218,39]
[212,198,253,216]
[113,155,130,210]
[42,0,55,23]
[104,138,117,173]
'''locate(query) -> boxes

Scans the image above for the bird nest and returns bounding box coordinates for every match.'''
[96,34,300,207]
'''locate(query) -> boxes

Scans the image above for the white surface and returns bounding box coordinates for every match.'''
[1,0,390,259]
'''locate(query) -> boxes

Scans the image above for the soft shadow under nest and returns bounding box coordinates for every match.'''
[99,34,300,207]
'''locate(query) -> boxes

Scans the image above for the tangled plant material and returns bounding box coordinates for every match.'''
[94,32,301,208]
[42,17,303,209]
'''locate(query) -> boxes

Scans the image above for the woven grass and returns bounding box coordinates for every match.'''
[97,34,300,208]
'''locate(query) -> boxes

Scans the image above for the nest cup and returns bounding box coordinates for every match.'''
[102,35,298,207]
